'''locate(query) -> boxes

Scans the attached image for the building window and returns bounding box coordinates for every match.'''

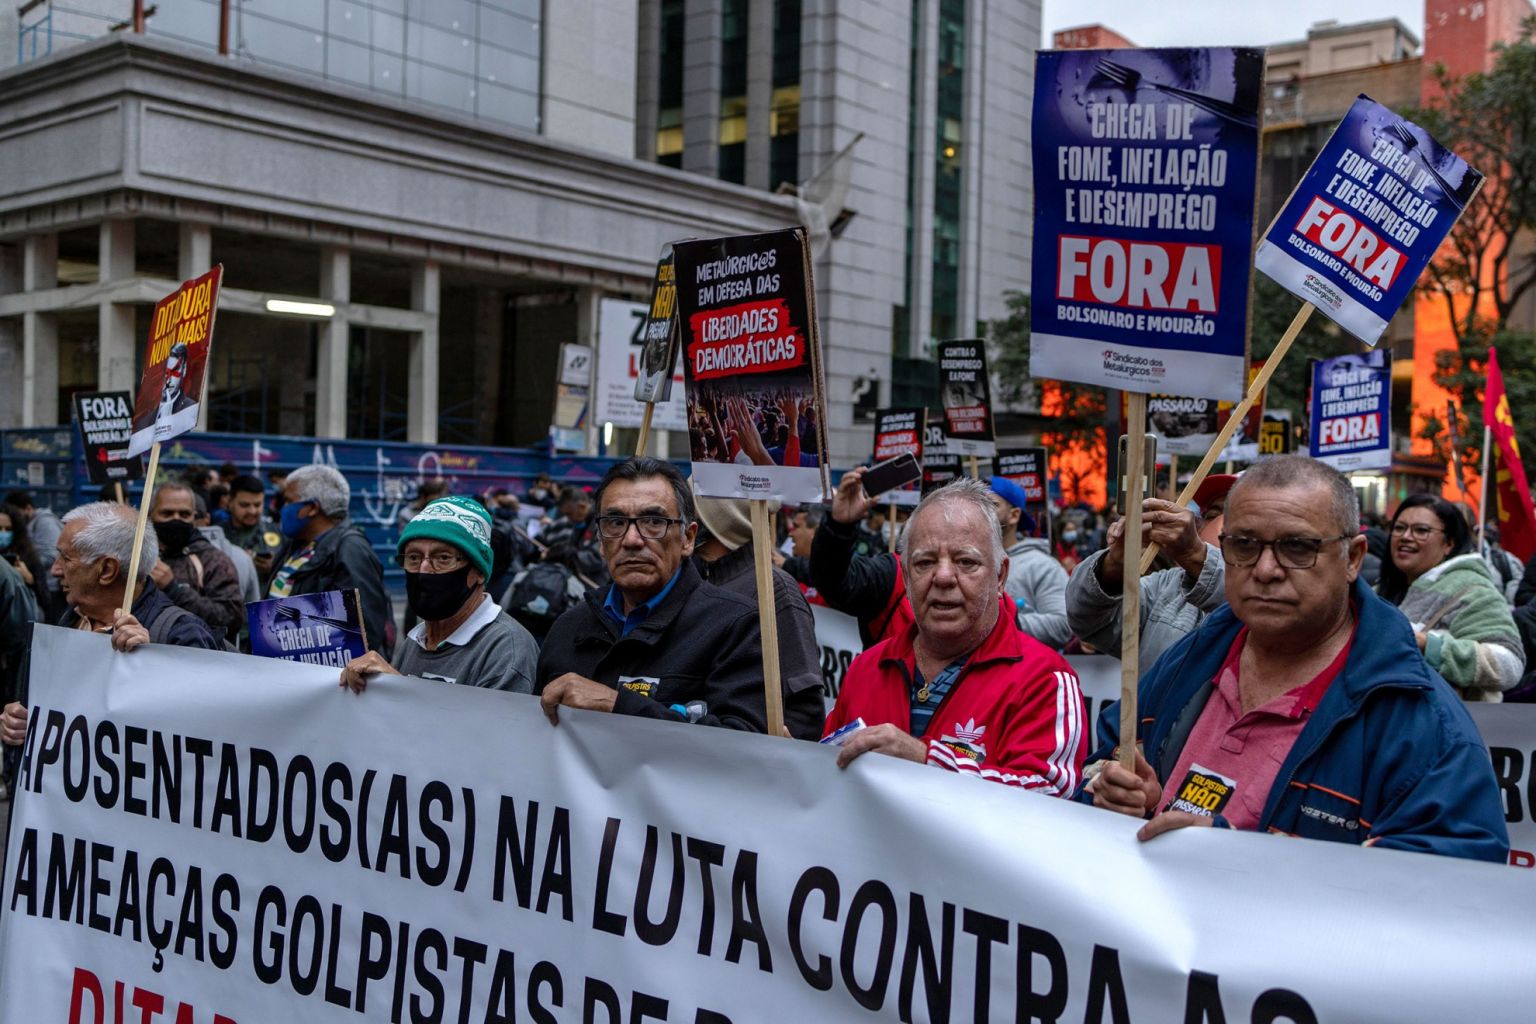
[770,0,802,187]
[930,0,965,343]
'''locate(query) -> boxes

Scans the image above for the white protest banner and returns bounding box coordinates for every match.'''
[1469,702,1536,872]
[810,602,861,708]
[597,297,687,432]
[6,626,1536,1023]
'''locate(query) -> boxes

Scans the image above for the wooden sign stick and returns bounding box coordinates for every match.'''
[118,440,162,618]
[887,502,898,550]
[1119,392,1148,770]
[635,402,655,457]
[114,481,125,505]
[1167,454,1179,499]
[1137,303,1316,575]
[750,499,786,738]
[968,454,980,479]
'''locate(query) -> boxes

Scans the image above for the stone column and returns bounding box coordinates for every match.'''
[574,286,601,453]
[682,0,723,176]
[0,245,21,428]
[744,0,774,189]
[408,261,440,445]
[22,233,58,426]
[635,0,661,161]
[98,218,137,393]
[316,246,350,439]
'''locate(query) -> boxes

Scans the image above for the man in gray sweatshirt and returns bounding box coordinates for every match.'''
[341,496,538,694]
[1065,475,1234,667]
[989,476,1072,650]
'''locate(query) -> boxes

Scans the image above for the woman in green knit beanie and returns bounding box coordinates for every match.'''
[1378,494,1524,701]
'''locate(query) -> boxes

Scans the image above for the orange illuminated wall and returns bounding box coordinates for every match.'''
[1412,0,1533,500]
[1041,381,1107,508]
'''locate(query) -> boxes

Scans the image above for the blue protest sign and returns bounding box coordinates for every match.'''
[1029,48,1264,401]
[1255,95,1483,346]
[248,589,368,667]
[1309,350,1392,472]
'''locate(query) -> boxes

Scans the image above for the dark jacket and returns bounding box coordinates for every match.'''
[164,535,245,635]
[535,560,767,733]
[1079,577,1510,863]
[695,543,824,740]
[271,520,391,657]
[0,559,38,704]
[808,517,905,647]
[58,585,220,650]
[1516,550,1536,608]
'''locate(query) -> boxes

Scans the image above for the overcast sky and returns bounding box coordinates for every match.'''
[1040,1,1424,49]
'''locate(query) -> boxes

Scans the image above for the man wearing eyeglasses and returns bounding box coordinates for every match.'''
[1081,455,1508,862]
[341,496,537,694]
[535,457,767,733]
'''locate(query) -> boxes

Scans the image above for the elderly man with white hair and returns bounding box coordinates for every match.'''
[268,464,392,656]
[823,478,1087,794]
[0,501,219,751]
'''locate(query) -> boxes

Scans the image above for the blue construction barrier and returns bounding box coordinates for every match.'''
[0,428,646,589]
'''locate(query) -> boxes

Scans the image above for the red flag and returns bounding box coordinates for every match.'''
[1484,348,1536,561]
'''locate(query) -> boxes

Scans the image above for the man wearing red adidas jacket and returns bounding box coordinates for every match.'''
[825,478,1087,793]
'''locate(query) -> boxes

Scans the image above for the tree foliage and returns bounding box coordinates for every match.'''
[987,290,1108,504]
[1406,19,1536,476]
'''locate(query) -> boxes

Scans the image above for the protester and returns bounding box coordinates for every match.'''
[1480,521,1525,604]
[539,485,608,586]
[775,505,822,584]
[3,490,62,608]
[149,483,245,640]
[223,473,281,580]
[268,464,392,656]
[399,477,450,531]
[194,495,261,608]
[526,473,559,510]
[825,479,1087,791]
[536,457,767,733]
[806,465,957,648]
[691,483,824,740]
[0,557,38,730]
[1066,474,1234,667]
[0,501,57,622]
[1083,456,1508,862]
[342,497,537,694]
[1,502,224,777]
[989,476,1071,649]
[1359,511,1388,587]
[1377,494,1523,701]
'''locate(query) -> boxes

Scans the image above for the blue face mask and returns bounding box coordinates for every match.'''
[279,500,313,539]
[0,530,11,550]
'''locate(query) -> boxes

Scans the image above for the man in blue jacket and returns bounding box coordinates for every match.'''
[1083,455,1508,863]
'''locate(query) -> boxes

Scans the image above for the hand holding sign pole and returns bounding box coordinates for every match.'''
[674,227,829,738]
[121,267,224,617]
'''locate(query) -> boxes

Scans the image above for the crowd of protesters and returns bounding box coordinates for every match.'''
[0,451,1527,865]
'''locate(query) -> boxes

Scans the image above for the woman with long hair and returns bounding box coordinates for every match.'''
[1379,493,1524,700]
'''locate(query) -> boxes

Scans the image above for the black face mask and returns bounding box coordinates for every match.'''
[154,519,197,557]
[406,565,477,622]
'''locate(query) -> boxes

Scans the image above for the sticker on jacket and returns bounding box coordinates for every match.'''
[937,719,987,762]
[1168,763,1237,817]
[619,675,660,698]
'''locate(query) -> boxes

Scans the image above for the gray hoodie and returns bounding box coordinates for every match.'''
[1066,542,1227,667]
[1004,538,1072,649]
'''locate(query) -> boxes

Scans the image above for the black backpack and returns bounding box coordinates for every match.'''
[503,561,580,638]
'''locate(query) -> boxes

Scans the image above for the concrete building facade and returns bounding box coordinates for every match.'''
[4,0,1043,465]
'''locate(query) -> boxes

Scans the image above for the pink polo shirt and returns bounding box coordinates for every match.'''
[1158,620,1354,831]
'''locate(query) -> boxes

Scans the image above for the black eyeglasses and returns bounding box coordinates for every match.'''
[1390,523,1446,540]
[1219,533,1352,570]
[596,515,685,540]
